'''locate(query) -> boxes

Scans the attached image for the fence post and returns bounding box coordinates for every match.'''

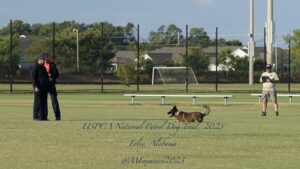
[101,22,104,93]
[52,22,56,62]
[10,19,13,93]
[136,24,140,92]
[288,40,291,93]
[185,24,189,93]
[215,27,218,92]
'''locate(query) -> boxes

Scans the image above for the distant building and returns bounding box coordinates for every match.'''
[112,46,288,72]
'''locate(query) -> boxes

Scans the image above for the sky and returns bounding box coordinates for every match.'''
[1,0,300,47]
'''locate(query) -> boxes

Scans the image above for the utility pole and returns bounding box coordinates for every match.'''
[264,27,267,65]
[266,0,274,65]
[248,0,255,85]
[72,28,79,72]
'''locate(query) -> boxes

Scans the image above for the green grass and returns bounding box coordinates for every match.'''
[1,93,300,169]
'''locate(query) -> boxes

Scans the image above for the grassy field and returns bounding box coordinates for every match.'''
[1,89,300,169]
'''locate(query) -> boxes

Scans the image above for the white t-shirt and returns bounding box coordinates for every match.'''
[260,71,279,91]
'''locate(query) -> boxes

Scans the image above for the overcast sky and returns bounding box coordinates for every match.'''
[1,0,299,47]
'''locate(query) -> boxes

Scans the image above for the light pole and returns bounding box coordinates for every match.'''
[248,0,255,85]
[266,0,274,65]
[73,28,79,72]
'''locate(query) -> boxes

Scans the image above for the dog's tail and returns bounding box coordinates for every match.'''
[202,105,210,116]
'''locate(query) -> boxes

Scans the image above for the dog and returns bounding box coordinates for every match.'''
[167,105,210,122]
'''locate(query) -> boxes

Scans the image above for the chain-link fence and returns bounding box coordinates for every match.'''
[0,20,298,93]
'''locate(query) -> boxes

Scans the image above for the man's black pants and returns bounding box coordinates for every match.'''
[48,82,61,119]
[33,90,48,120]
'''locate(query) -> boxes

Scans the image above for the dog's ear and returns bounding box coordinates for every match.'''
[173,105,177,109]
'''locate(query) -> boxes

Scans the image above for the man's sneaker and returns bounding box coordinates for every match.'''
[261,112,266,116]
[275,112,279,116]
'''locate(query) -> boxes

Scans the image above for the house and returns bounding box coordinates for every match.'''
[203,46,242,71]
[112,50,174,70]
[112,46,288,72]
[232,47,249,58]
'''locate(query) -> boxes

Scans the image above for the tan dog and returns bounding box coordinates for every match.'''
[167,105,210,122]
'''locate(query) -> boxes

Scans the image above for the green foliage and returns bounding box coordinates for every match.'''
[22,22,131,73]
[189,28,210,47]
[254,59,265,71]
[148,24,183,47]
[233,57,249,72]
[181,48,209,75]
[218,49,248,72]
[0,36,21,75]
[0,20,31,36]
[284,30,300,79]
[25,39,52,61]
[218,49,233,68]
[79,28,116,74]
[140,58,154,79]
[148,24,242,49]
[116,63,136,86]
[211,38,242,46]
[116,58,153,86]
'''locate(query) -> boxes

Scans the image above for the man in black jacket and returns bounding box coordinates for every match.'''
[44,54,61,120]
[32,56,49,120]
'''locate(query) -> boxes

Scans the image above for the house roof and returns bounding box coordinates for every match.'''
[254,47,288,60]
[112,51,136,64]
[113,46,288,64]
[203,46,242,54]
[148,53,173,65]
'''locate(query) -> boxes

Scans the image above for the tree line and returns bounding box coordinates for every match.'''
[0,20,243,75]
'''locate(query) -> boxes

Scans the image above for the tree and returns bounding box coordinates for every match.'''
[254,59,265,71]
[140,58,154,82]
[0,36,21,77]
[149,25,167,47]
[93,22,136,50]
[226,39,243,46]
[0,20,31,36]
[148,24,183,48]
[116,63,136,86]
[189,28,210,47]
[218,49,248,72]
[24,21,138,74]
[25,39,52,61]
[165,24,182,45]
[79,27,116,74]
[180,48,209,75]
[218,49,235,71]
[212,38,243,46]
[284,30,300,79]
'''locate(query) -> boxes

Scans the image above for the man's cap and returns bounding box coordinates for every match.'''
[266,64,272,69]
[38,55,45,60]
[42,53,49,59]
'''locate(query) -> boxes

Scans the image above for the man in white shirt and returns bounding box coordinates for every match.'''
[259,64,280,116]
